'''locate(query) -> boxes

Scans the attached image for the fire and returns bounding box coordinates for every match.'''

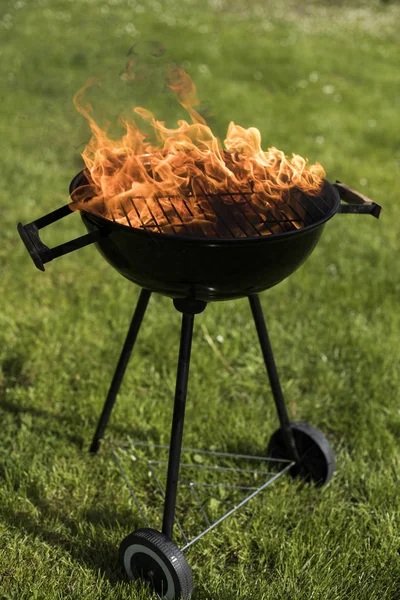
[70,67,326,238]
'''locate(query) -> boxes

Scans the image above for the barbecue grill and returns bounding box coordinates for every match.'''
[18,170,381,599]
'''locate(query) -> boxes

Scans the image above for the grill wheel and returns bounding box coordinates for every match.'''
[267,422,335,486]
[119,528,193,600]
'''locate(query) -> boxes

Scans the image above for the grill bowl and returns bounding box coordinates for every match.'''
[70,171,340,301]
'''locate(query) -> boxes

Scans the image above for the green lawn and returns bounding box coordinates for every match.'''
[1,0,400,598]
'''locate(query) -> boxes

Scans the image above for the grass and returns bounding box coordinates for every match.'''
[1,0,400,598]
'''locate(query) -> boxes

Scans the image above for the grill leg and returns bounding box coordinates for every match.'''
[89,288,151,454]
[248,294,300,464]
[162,298,206,541]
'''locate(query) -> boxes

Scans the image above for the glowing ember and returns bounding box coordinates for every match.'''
[70,67,326,237]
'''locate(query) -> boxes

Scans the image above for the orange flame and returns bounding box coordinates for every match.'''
[71,67,326,237]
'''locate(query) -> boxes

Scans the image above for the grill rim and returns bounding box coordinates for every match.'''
[70,170,341,245]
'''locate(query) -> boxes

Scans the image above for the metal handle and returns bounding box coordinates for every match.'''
[18,204,107,271]
[334,181,382,219]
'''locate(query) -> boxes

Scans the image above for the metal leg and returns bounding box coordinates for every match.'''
[248,294,300,463]
[162,311,194,540]
[162,298,206,540]
[89,288,152,454]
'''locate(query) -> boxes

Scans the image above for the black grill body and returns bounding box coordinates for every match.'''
[80,210,329,301]
[73,173,340,301]
[18,170,380,302]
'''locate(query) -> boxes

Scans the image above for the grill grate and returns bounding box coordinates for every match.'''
[111,187,325,239]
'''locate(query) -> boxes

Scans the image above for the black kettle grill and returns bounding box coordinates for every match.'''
[17,172,381,599]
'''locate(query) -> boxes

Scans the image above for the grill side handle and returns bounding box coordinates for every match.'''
[17,204,107,272]
[334,181,381,219]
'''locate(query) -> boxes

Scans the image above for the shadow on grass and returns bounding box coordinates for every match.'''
[3,476,144,585]
[1,354,35,388]
[0,391,163,451]
[0,398,88,448]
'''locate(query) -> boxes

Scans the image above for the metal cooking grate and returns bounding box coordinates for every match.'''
[111,186,332,239]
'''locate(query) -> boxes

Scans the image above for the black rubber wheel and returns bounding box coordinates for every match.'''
[267,422,335,486]
[119,528,193,599]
